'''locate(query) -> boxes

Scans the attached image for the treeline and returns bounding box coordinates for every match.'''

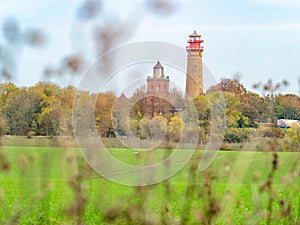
[0,79,299,148]
[123,79,299,149]
[0,82,75,136]
[0,82,121,137]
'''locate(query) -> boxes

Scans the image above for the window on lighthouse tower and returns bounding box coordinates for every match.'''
[192,66,197,73]
[154,68,161,75]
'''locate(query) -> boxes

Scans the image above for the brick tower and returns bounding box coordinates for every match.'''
[186,30,204,98]
[147,61,170,96]
[146,61,171,117]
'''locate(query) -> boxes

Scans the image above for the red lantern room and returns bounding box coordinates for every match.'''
[186,30,204,51]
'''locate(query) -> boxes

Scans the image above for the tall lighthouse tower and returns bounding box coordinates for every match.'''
[186,30,204,98]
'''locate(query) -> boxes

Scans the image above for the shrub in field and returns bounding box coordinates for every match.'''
[281,127,300,151]
[224,128,255,143]
[27,131,35,139]
[258,127,274,138]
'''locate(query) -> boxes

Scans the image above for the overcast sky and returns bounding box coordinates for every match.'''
[0,0,300,94]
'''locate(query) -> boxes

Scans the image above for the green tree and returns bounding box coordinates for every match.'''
[223,92,242,127]
[256,95,274,123]
[275,94,300,120]
[238,92,262,127]
[193,95,209,121]
[224,127,252,143]
[193,95,210,136]
[206,91,226,134]
[207,91,242,128]
[4,88,40,135]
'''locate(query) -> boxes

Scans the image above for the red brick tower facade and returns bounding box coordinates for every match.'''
[147,61,170,96]
[146,61,171,117]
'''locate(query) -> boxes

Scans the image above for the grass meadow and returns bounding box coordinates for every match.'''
[0,137,299,224]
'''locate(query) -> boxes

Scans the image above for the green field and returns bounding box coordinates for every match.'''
[0,144,299,224]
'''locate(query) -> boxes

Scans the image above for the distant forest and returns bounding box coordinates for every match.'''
[0,79,299,147]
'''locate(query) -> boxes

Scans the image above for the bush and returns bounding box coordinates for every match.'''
[224,128,256,143]
[280,127,300,151]
[258,127,274,137]
[256,127,284,138]
[27,131,36,139]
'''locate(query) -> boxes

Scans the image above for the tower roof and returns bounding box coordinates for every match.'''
[118,93,129,103]
[151,60,166,78]
[189,30,201,37]
[153,60,164,69]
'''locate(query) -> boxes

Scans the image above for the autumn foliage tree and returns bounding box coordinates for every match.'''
[206,78,247,95]
[95,92,116,137]
[0,79,298,146]
[275,94,300,120]
[167,115,184,142]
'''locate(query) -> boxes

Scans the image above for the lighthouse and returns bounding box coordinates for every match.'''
[186,30,204,98]
[147,61,170,96]
[146,61,171,117]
